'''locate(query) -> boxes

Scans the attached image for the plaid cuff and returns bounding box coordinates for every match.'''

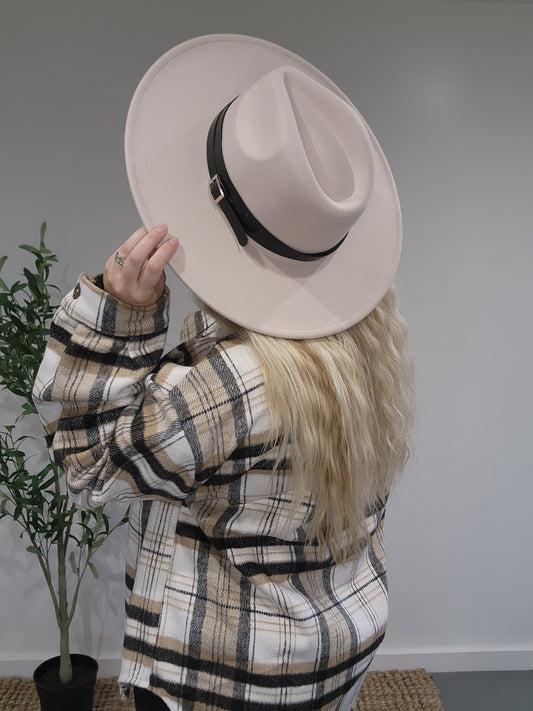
[60,272,169,338]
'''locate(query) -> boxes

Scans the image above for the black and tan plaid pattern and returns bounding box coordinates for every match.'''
[33,274,389,710]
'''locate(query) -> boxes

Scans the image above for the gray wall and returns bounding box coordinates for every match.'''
[1,0,532,676]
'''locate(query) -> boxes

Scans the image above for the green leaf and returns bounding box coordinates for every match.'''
[37,462,55,475]
[26,545,42,556]
[88,561,99,579]
[9,281,24,294]
[38,476,57,491]
[69,551,79,575]
[19,244,42,257]
[23,269,45,298]
[0,255,7,274]
[21,402,38,417]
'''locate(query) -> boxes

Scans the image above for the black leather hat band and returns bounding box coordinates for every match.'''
[206,99,347,262]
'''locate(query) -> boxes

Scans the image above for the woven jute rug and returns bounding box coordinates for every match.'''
[0,669,444,710]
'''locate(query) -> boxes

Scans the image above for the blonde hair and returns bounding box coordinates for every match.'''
[203,288,414,563]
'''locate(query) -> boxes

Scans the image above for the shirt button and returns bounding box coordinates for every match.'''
[73,283,81,298]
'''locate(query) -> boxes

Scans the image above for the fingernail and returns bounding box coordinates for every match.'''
[169,237,179,247]
[155,223,167,233]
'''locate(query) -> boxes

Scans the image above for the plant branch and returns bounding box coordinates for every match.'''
[0,224,129,681]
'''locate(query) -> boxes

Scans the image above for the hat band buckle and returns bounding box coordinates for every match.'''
[209,174,225,205]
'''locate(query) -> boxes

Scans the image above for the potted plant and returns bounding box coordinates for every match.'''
[0,223,128,711]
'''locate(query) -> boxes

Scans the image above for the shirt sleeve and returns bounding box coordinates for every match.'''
[32,273,263,509]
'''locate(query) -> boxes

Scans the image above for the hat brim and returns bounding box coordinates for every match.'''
[125,34,401,338]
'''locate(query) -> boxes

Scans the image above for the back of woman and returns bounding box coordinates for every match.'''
[33,34,414,711]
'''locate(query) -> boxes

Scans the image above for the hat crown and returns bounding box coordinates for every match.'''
[222,66,375,254]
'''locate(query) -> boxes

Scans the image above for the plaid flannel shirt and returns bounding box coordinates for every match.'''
[33,273,389,711]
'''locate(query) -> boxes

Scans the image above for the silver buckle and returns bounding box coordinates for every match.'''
[209,174,225,204]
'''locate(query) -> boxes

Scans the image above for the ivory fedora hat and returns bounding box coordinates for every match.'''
[124,34,401,338]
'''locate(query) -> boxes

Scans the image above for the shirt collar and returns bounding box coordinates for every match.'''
[180,310,233,343]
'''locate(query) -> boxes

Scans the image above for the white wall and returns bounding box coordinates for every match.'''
[1,0,532,676]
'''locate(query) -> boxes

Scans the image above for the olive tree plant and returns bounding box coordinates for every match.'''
[0,223,128,685]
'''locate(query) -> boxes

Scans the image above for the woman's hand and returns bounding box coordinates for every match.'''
[103,224,179,307]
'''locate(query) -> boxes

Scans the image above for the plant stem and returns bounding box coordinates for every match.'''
[14,493,60,620]
[68,557,88,628]
[35,551,60,620]
[57,528,72,684]
[55,466,72,685]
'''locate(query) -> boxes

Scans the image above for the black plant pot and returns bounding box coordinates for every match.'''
[33,654,98,711]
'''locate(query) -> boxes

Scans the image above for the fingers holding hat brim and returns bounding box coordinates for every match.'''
[104,224,179,306]
[119,224,167,271]
[118,225,150,257]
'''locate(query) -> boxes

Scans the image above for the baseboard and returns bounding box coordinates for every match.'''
[373,647,533,672]
[1,649,532,679]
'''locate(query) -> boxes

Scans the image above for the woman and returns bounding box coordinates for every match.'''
[33,35,414,711]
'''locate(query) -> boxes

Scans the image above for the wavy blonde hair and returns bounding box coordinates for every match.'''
[203,288,414,563]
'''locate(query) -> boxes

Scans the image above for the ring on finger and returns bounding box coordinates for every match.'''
[114,252,126,267]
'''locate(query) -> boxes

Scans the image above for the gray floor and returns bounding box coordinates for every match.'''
[432,671,533,711]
